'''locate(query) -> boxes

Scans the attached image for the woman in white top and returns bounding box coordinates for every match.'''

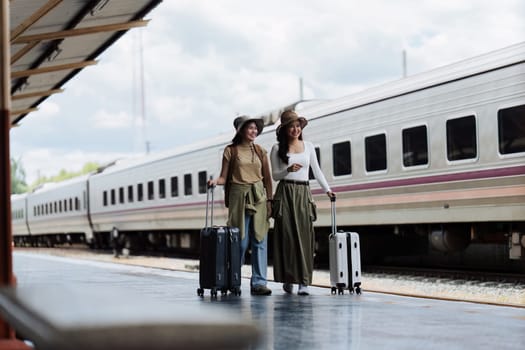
[270,110,335,295]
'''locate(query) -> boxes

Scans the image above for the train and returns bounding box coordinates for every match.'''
[11,42,525,272]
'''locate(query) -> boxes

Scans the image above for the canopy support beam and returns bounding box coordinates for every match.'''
[0,0,14,339]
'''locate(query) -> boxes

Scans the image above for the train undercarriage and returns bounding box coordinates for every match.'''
[312,221,525,273]
[13,221,525,273]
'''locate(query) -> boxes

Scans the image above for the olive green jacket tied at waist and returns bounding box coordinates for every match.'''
[227,181,269,241]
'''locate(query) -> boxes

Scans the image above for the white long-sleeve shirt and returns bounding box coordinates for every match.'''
[270,141,331,193]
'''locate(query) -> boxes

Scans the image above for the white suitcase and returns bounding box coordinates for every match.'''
[328,197,362,295]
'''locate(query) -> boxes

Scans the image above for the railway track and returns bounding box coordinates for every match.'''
[364,265,525,284]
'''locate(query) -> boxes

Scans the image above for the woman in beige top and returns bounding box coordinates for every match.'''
[208,116,273,296]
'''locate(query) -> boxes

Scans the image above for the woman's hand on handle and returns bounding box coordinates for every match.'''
[327,191,336,200]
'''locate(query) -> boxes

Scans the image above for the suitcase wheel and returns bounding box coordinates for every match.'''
[338,287,344,295]
[355,286,362,295]
[231,287,241,296]
[211,288,218,298]
[221,289,228,296]
[197,288,204,297]
[331,287,337,295]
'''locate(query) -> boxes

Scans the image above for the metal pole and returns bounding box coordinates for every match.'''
[0,0,13,339]
[402,50,407,78]
[299,77,304,101]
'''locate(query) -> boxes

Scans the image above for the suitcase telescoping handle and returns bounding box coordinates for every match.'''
[330,196,337,235]
[205,176,215,229]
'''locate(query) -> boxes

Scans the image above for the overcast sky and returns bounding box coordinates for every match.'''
[10,0,525,184]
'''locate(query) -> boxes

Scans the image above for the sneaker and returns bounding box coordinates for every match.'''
[283,283,293,294]
[298,284,309,296]
[251,285,272,296]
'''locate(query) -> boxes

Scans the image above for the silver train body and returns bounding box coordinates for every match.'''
[12,43,525,266]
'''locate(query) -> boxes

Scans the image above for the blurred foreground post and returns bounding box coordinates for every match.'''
[0,0,14,341]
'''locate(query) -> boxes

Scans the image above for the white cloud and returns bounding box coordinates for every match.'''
[9,0,525,183]
[27,101,61,123]
[18,148,132,184]
[92,109,133,129]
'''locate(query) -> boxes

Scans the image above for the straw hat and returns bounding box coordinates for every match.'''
[276,110,308,134]
[233,115,264,135]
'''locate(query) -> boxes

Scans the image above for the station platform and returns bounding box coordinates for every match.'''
[9,252,525,350]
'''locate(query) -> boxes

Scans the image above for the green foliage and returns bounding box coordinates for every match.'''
[11,157,28,194]
[29,161,101,190]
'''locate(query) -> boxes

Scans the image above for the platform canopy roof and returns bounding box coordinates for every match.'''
[8,0,162,127]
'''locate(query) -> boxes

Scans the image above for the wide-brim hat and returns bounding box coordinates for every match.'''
[276,110,308,134]
[233,115,264,135]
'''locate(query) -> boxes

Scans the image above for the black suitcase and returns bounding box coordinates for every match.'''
[197,184,242,297]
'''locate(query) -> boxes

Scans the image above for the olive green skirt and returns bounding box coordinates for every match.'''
[272,181,317,285]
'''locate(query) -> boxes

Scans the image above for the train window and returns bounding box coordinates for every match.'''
[309,147,321,180]
[498,104,525,154]
[159,179,166,199]
[111,190,116,205]
[69,198,73,211]
[171,176,179,197]
[59,200,62,212]
[365,134,387,171]
[33,207,36,216]
[45,203,49,215]
[148,181,154,200]
[184,173,192,196]
[137,183,144,201]
[128,185,134,203]
[198,171,207,194]
[447,115,476,161]
[148,181,155,200]
[75,198,80,211]
[103,191,108,206]
[63,199,67,212]
[402,125,428,166]
[54,202,57,214]
[119,187,125,204]
[333,141,351,176]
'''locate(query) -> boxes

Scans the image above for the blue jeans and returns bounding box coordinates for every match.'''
[241,214,268,287]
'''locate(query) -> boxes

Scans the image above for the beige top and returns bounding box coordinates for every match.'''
[223,144,267,184]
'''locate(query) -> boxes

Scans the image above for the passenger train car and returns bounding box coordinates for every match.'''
[12,42,525,271]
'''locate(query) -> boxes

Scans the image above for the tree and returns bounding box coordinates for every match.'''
[11,157,28,194]
[29,161,101,189]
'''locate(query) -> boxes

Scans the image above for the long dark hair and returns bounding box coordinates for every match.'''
[231,121,255,145]
[277,126,303,164]
[231,133,242,146]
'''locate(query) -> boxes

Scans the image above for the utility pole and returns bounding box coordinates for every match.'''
[139,29,149,154]
[299,77,304,101]
[132,29,149,155]
[402,50,407,78]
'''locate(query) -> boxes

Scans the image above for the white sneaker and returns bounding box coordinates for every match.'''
[298,284,309,296]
